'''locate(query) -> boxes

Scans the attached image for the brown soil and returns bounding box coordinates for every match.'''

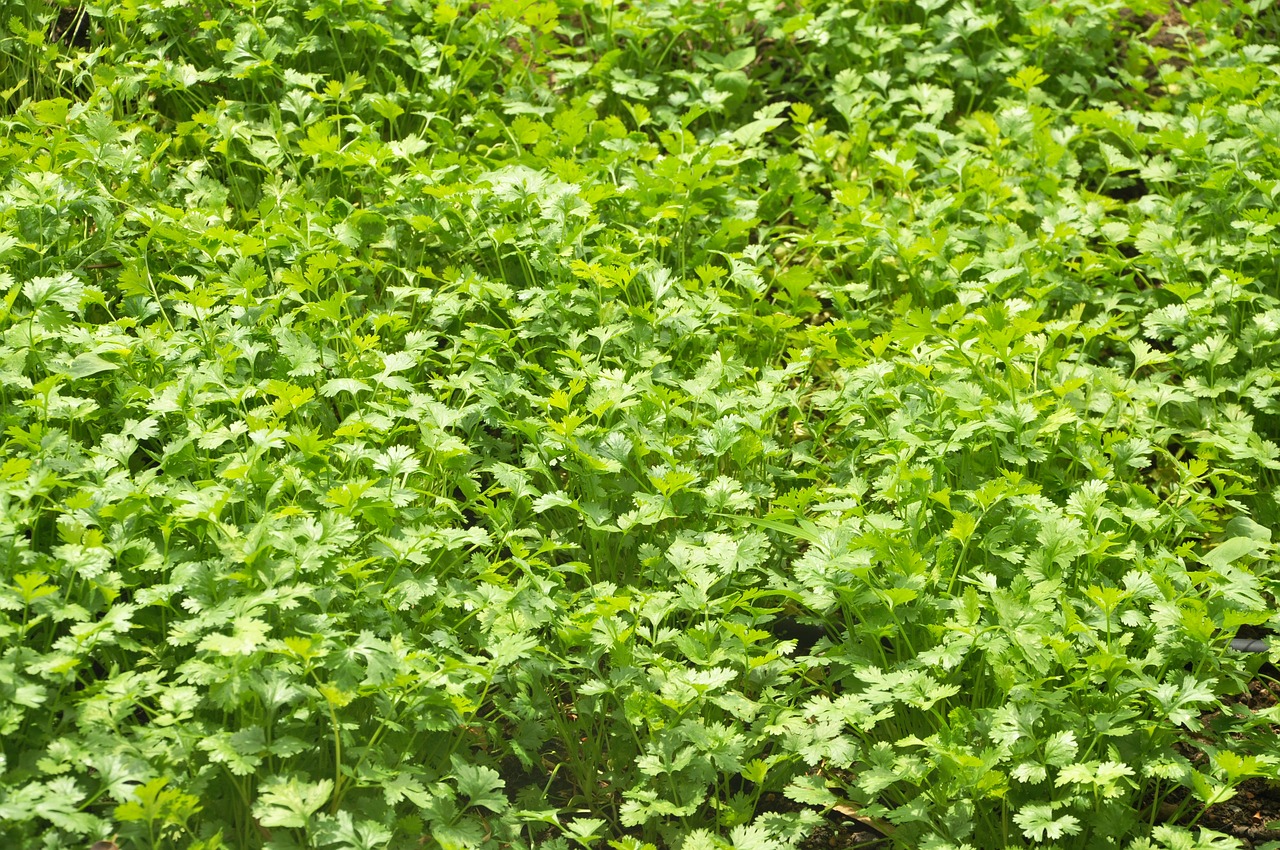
[797,819,891,850]
[757,791,889,850]
[786,671,1280,849]
[1114,0,1208,98]
[1197,777,1280,848]
[1193,678,1280,848]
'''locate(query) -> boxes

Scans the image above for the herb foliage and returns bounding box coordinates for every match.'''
[2,0,1280,848]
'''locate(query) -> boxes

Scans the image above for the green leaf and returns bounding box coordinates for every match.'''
[722,47,756,71]
[115,778,201,826]
[1200,537,1263,570]
[1222,516,1271,543]
[1043,731,1078,767]
[783,775,837,807]
[67,353,118,379]
[450,760,506,813]
[1014,803,1082,842]
[252,778,333,829]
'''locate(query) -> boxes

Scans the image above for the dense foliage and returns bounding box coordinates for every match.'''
[2,0,1280,848]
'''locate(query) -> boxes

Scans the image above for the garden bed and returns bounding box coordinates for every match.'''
[2,1,1279,848]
